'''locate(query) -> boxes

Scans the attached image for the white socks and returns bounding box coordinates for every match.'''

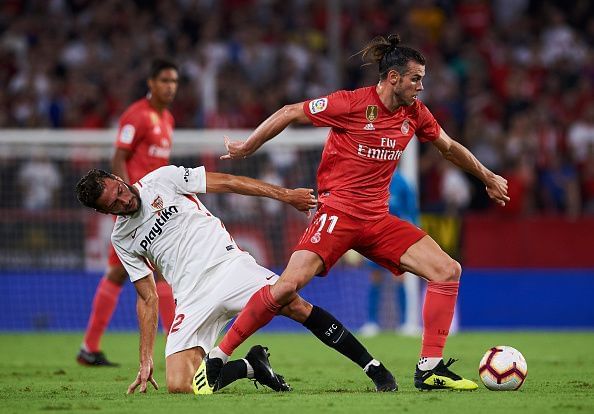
[417,356,442,371]
[209,346,230,363]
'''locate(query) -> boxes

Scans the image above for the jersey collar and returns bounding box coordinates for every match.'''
[371,85,392,114]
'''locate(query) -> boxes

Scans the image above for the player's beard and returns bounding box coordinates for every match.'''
[114,183,142,216]
[396,90,415,107]
[393,88,411,107]
[127,183,142,214]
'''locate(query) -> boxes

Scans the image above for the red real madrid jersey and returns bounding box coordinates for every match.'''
[115,98,174,183]
[303,86,440,220]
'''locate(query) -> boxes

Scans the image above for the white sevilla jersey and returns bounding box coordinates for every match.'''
[111,165,248,300]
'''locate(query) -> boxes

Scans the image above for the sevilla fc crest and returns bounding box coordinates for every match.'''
[366,105,378,122]
[151,195,164,211]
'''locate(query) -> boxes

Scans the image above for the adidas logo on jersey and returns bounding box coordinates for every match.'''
[364,123,375,131]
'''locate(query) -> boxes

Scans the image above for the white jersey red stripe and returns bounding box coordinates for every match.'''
[111,166,248,302]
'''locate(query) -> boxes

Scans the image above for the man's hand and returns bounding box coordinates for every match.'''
[127,358,158,394]
[485,174,510,206]
[286,188,317,215]
[220,136,250,160]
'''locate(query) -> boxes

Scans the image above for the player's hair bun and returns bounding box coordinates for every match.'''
[357,33,424,78]
[360,34,401,64]
[387,34,401,50]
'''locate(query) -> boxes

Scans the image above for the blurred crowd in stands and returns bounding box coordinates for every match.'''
[2,0,594,217]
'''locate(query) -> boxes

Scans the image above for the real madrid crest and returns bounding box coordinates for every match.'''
[310,232,321,244]
[401,119,410,135]
[366,105,378,122]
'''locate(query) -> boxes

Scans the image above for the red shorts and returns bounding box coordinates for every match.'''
[295,204,426,276]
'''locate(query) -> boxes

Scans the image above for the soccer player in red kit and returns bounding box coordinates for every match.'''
[77,59,179,366]
[200,35,510,391]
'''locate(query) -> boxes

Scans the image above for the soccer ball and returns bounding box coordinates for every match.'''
[478,346,528,391]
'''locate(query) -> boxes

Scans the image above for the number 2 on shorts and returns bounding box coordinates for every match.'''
[170,314,185,333]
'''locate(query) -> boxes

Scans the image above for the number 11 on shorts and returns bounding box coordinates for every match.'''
[317,213,339,233]
[310,214,339,244]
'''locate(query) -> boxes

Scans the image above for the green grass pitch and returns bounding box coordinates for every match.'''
[1,332,593,413]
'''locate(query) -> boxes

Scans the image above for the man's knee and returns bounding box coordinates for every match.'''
[432,259,461,282]
[271,250,323,304]
[279,296,313,323]
[166,368,194,393]
[166,376,193,394]
[272,279,300,305]
[165,347,204,394]
[104,265,128,285]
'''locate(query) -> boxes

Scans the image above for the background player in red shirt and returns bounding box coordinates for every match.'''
[77,59,179,366]
[201,34,509,391]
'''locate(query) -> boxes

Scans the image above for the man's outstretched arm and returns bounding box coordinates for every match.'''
[205,172,317,214]
[127,274,159,394]
[221,102,311,160]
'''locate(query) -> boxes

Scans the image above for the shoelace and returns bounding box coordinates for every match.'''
[444,358,458,368]
[440,358,462,380]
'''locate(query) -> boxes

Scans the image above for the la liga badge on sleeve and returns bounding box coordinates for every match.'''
[309,98,328,114]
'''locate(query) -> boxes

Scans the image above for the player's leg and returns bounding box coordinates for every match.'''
[213,204,357,359]
[278,295,397,391]
[213,250,323,361]
[167,346,285,394]
[203,255,308,392]
[399,235,477,390]
[209,206,397,391]
[399,235,460,359]
[153,268,175,334]
[213,249,322,359]
[361,216,476,390]
[166,347,204,393]
[183,257,290,394]
[77,247,127,366]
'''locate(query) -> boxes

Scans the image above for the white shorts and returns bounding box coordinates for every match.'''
[164,255,278,357]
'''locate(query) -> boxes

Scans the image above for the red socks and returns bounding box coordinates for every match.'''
[156,280,175,334]
[219,285,281,356]
[421,281,459,357]
[83,278,122,352]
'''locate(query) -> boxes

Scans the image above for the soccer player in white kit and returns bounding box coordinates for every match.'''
[75,165,396,395]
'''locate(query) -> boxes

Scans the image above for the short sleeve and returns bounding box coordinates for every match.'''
[115,110,147,151]
[147,165,207,194]
[303,90,352,129]
[112,239,151,282]
[415,102,441,143]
